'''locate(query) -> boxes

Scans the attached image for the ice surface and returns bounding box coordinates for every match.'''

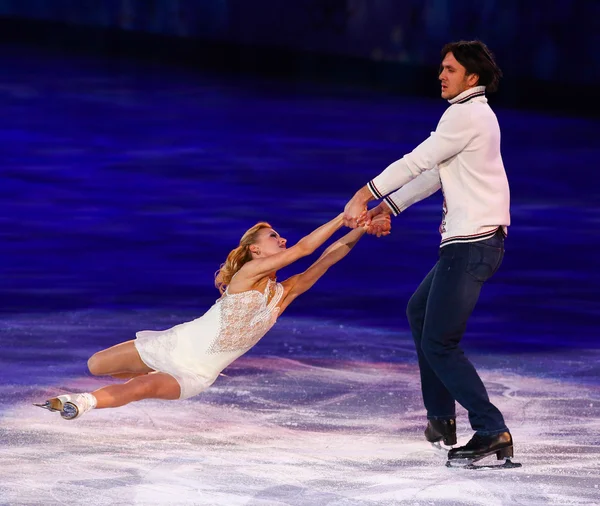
[1,313,599,506]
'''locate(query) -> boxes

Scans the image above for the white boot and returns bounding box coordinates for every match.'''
[34,393,97,420]
[61,393,97,420]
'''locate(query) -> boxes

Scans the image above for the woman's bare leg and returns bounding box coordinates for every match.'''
[92,372,181,409]
[110,372,149,380]
[87,340,154,377]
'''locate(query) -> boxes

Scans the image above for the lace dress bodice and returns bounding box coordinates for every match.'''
[207,278,283,354]
[134,277,284,400]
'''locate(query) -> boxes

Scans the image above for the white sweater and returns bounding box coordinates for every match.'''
[367,86,510,247]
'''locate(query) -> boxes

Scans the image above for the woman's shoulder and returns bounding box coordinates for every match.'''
[227,267,268,294]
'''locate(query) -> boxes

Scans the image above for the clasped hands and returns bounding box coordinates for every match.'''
[343,191,392,238]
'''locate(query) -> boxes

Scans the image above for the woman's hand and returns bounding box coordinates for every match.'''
[365,204,393,237]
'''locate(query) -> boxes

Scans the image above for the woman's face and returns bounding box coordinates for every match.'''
[251,228,287,257]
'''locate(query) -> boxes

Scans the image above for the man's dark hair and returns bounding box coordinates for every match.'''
[441,40,503,93]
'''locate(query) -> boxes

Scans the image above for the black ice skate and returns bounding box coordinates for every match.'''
[446,431,521,469]
[425,418,457,448]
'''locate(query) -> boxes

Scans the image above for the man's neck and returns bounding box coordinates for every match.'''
[448,85,486,104]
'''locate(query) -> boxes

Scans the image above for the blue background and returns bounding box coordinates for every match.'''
[0,1,598,356]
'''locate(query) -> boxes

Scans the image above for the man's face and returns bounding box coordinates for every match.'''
[439,52,478,100]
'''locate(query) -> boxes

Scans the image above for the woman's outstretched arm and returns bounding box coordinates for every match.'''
[239,213,344,282]
[278,214,390,311]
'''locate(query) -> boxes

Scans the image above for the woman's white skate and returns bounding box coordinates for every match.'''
[34,393,95,420]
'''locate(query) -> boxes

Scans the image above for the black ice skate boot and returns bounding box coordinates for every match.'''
[424,418,457,446]
[446,431,521,469]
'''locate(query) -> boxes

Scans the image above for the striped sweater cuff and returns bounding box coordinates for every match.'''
[367,180,384,199]
[383,196,401,216]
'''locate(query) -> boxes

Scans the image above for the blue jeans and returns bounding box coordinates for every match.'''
[407,229,508,435]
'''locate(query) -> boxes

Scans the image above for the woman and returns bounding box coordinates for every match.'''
[35,212,390,420]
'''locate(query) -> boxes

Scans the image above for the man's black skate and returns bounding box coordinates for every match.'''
[425,418,457,446]
[446,431,521,469]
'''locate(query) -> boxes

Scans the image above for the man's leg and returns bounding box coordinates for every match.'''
[407,263,456,422]
[420,239,507,434]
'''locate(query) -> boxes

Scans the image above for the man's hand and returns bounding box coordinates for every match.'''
[343,186,374,228]
[365,203,393,237]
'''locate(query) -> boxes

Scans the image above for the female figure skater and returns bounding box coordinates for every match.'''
[35,213,390,420]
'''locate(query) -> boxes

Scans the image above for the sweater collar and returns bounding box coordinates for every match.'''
[448,85,486,104]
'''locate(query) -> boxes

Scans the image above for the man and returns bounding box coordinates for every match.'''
[344,40,513,466]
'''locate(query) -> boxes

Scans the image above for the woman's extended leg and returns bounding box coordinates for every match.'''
[109,372,149,379]
[92,372,181,408]
[34,372,181,419]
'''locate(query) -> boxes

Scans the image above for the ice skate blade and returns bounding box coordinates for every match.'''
[431,442,453,452]
[33,398,63,412]
[446,458,522,470]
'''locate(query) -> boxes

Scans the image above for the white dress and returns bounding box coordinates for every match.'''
[134,278,284,399]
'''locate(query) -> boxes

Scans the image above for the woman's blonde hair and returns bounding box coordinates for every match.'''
[214,222,272,294]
